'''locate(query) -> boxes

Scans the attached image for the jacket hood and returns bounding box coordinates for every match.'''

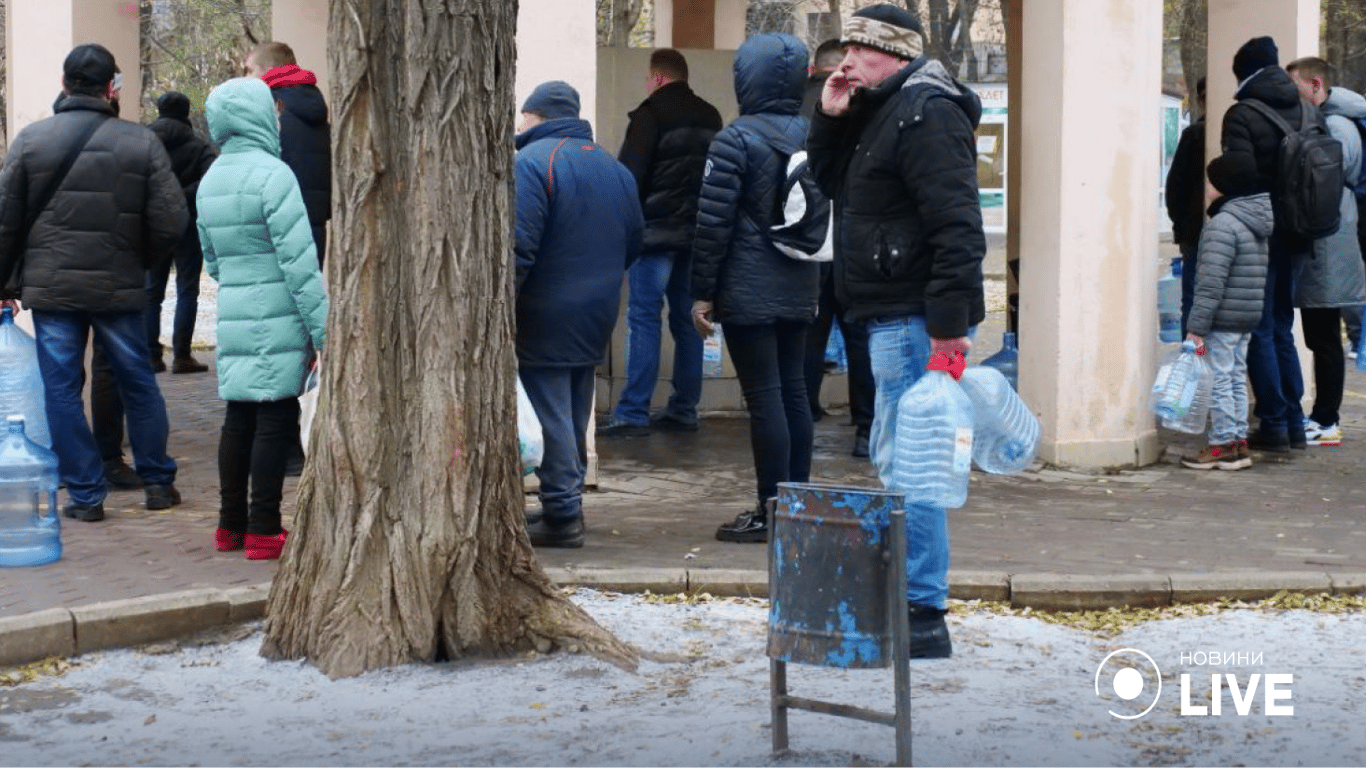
[275,82,330,128]
[149,116,197,151]
[1323,86,1366,121]
[206,77,280,156]
[733,33,807,116]
[515,117,593,150]
[1235,67,1301,108]
[902,58,982,128]
[1216,192,1275,238]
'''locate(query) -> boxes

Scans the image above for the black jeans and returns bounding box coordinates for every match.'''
[804,264,874,431]
[90,339,125,462]
[1301,307,1344,427]
[145,223,203,360]
[725,320,813,505]
[218,398,299,535]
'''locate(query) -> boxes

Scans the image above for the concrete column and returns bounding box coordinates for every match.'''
[714,0,746,50]
[517,0,598,133]
[655,0,675,47]
[7,0,138,136]
[1016,0,1164,467]
[1004,0,1022,334]
[272,0,330,100]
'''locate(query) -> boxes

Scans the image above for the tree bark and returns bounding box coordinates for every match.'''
[611,0,643,47]
[1178,0,1206,105]
[261,0,638,680]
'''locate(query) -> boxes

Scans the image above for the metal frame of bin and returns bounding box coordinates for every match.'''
[767,482,911,766]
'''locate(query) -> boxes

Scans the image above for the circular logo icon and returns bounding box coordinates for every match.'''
[1094,648,1162,719]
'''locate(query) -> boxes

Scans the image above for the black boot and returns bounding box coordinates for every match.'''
[715,499,773,543]
[527,516,584,548]
[907,604,953,659]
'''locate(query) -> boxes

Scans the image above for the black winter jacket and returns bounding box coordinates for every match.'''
[1221,66,1322,258]
[1165,117,1206,248]
[149,116,218,220]
[807,58,986,338]
[618,81,722,254]
[690,34,820,326]
[275,83,332,225]
[0,97,188,310]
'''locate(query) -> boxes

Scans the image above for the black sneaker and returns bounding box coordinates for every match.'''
[1288,425,1307,450]
[716,504,769,543]
[527,516,584,548]
[145,483,182,510]
[597,418,651,437]
[62,503,105,522]
[650,412,699,432]
[103,459,144,490]
[852,427,870,458]
[907,604,953,658]
[1247,430,1290,453]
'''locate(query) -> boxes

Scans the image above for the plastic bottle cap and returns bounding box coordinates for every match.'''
[927,351,967,380]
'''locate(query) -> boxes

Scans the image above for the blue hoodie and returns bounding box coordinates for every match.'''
[514,117,644,367]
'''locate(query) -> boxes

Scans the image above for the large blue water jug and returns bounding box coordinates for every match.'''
[979,331,1019,391]
[959,365,1041,474]
[1157,257,1182,343]
[0,415,62,567]
[1151,340,1213,434]
[891,359,974,509]
[0,306,51,447]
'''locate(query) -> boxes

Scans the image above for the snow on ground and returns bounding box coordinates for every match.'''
[2,590,1365,767]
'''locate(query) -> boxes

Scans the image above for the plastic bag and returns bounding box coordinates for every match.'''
[516,376,543,476]
[299,362,320,454]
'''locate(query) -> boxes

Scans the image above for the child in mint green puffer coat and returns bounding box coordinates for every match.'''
[197,77,329,560]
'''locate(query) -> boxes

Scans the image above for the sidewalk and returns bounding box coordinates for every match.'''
[4,349,1366,621]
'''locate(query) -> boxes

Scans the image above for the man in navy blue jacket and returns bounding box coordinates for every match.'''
[514,82,644,548]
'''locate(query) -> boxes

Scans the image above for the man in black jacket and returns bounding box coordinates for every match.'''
[146,91,218,374]
[808,5,985,659]
[1220,36,1313,452]
[0,44,188,522]
[600,49,721,436]
[1165,76,1206,336]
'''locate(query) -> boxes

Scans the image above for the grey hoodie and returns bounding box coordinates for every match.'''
[1297,86,1366,309]
[1188,193,1273,335]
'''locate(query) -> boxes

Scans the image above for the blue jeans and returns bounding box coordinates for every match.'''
[612,251,702,426]
[1205,331,1251,445]
[866,315,972,610]
[1246,255,1304,434]
[31,310,176,507]
[724,321,813,504]
[145,224,202,360]
[520,365,596,522]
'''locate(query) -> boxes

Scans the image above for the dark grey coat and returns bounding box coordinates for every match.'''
[1296,86,1366,309]
[1187,193,1273,335]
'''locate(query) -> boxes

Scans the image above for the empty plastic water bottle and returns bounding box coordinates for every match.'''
[891,353,974,509]
[1157,257,1182,343]
[0,306,51,447]
[959,365,1040,474]
[1151,340,1213,434]
[0,416,61,567]
[979,331,1019,391]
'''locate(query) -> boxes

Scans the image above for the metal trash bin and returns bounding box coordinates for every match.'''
[768,481,911,765]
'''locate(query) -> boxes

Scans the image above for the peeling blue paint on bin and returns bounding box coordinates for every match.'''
[767,482,906,669]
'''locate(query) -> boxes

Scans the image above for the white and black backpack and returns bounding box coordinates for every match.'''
[735,116,833,263]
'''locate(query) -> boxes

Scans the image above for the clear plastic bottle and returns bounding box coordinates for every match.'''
[959,365,1040,474]
[979,331,1019,391]
[1157,257,1182,344]
[0,416,62,567]
[0,306,51,447]
[1151,340,1213,434]
[891,356,974,509]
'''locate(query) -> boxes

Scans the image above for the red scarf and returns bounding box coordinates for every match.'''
[262,65,317,90]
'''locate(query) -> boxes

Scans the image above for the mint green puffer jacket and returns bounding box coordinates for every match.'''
[198,77,329,402]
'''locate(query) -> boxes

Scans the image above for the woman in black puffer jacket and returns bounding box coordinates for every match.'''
[691,33,821,544]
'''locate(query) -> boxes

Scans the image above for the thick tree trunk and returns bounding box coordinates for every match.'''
[261,0,638,680]
[1178,0,1206,105]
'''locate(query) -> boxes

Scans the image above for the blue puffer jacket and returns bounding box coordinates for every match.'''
[514,117,644,367]
[197,77,329,402]
[690,33,820,326]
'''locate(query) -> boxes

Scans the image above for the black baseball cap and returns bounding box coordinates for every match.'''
[63,44,117,88]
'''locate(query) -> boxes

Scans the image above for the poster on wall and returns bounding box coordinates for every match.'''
[970,83,1008,235]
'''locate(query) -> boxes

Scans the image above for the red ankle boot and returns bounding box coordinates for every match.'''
[215,528,245,552]
[244,530,289,560]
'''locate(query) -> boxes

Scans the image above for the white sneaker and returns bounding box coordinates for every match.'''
[1349,349,1359,361]
[1304,420,1342,446]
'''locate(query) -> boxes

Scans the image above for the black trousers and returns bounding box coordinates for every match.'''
[726,320,813,505]
[218,398,299,535]
[803,264,874,431]
[90,339,125,462]
[1301,307,1344,427]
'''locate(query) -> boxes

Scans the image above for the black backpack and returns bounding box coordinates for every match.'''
[1242,98,1343,239]
[733,116,832,262]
